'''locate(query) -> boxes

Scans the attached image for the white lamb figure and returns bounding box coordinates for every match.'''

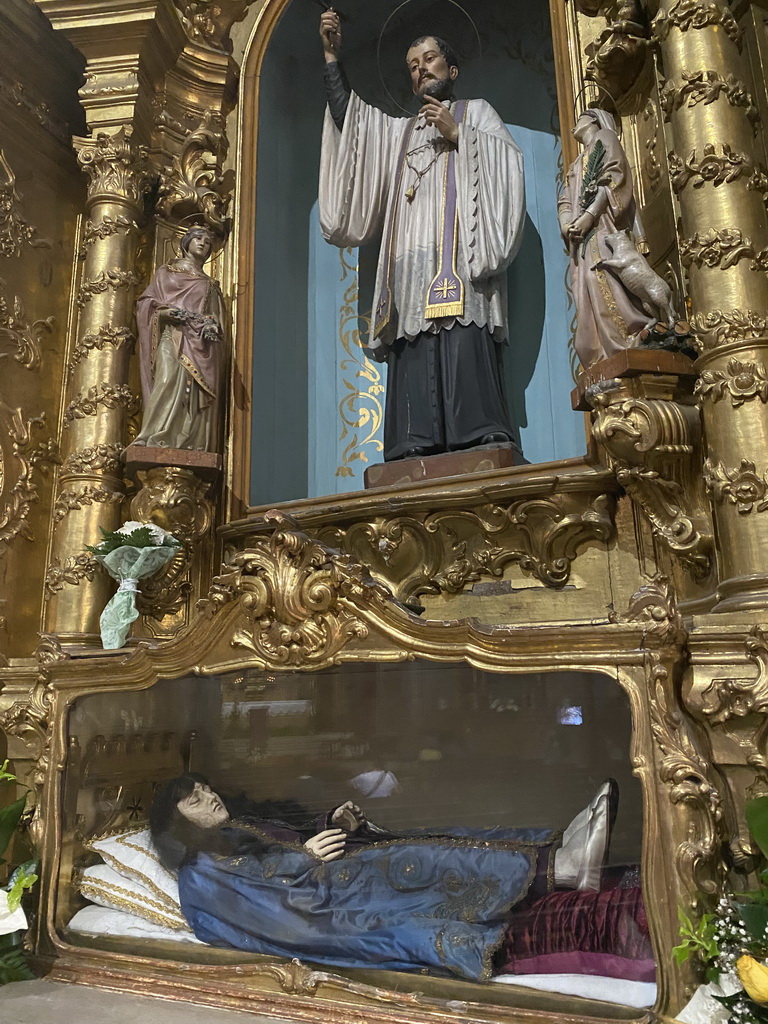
[593,230,677,328]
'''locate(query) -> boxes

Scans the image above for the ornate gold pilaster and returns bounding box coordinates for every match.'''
[45,128,147,642]
[655,0,768,610]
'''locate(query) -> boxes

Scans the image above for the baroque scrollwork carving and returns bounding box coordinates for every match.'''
[73,126,149,205]
[612,574,685,644]
[660,71,759,130]
[0,149,51,258]
[704,458,768,514]
[679,228,756,270]
[67,325,135,378]
[697,626,768,725]
[131,467,213,621]
[313,494,615,606]
[172,0,256,52]
[584,0,651,111]
[63,384,140,426]
[668,144,751,193]
[649,652,726,896]
[198,514,380,667]
[156,111,233,233]
[586,379,712,577]
[652,0,742,49]
[0,279,54,371]
[76,268,141,309]
[52,485,123,526]
[0,400,59,551]
[696,358,768,407]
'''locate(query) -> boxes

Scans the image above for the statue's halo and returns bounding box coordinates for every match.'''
[377,0,482,117]
[573,81,622,138]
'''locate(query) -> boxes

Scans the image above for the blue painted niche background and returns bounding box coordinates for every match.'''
[250,0,585,506]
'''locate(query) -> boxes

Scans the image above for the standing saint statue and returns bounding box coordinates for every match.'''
[558,109,654,369]
[133,225,225,452]
[318,11,525,462]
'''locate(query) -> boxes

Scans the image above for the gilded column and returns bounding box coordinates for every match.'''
[655,1,768,610]
[44,127,147,641]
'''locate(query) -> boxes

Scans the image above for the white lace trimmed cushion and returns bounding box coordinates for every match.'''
[85,827,179,911]
[69,904,202,944]
[79,863,188,931]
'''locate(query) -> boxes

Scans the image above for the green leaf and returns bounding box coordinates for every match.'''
[0,797,26,861]
[6,861,37,913]
[0,761,16,784]
[737,900,768,944]
[0,945,34,985]
[747,796,768,861]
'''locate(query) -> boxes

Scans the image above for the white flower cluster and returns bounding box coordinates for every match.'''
[115,521,175,545]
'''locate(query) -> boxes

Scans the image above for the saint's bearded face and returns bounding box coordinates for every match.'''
[176,782,230,829]
[406,38,458,101]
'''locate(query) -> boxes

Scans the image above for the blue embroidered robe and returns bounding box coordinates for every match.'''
[179,820,557,982]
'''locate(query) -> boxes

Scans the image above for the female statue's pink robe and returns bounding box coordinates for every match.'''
[135,261,225,451]
[558,120,649,369]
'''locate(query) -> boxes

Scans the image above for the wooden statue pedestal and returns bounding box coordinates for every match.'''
[570,348,697,411]
[123,444,222,481]
[364,443,527,490]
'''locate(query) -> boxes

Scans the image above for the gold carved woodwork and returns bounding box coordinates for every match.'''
[130,467,214,623]
[0,148,51,258]
[583,0,652,113]
[652,0,743,50]
[172,0,256,52]
[703,458,768,514]
[76,268,142,308]
[0,278,54,371]
[311,494,615,607]
[156,110,233,232]
[585,377,713,577]
[78,214,138,257]
[668,144,753,193]
[63,384,141,427]
[73,126,149,207]
[61,443,124,477]
[659,71,760,130]
[52,484,124,526]
[0,399,59,551]
[44,554,98,598]
[691,309,768,346]
[67,325,135,379]
[679,228,760,270]
[696,358,768,407]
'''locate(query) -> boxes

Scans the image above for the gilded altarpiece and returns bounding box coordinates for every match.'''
[0,1,768,1023]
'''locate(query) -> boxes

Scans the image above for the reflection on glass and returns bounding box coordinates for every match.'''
[64,664,655,1011]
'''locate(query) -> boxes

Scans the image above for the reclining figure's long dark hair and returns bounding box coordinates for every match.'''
[150,773,311,871]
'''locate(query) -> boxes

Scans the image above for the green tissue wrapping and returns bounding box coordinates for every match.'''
[96,544,179,649]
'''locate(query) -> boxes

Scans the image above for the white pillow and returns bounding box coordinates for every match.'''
[69,904,202,944]
[85,827,179,911]
[79,863,188,931]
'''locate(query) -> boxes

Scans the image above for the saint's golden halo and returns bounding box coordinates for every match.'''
[377,0,483,117]
[170,215,228,262]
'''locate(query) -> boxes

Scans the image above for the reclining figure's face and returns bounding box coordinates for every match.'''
[176,782,230,829]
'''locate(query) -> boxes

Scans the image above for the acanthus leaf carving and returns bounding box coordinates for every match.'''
[695,358,768,407]
[44,553,99,597]
[583,0,652,113]
[0,278,54,371]
[52,485,124,526]
[612,574,685,645]
[198,513,381,668]
[76,268,141,308]
[61,443,124,477]
[697,626,768,725]
[0,149,51,258]
[78,214,138,258]
[73,126,149,205]
[586,379,712,578]
[692,309,768,345]
[172,0,256,52]
[0,400,59,551]
[156,110,234,233]
[314,494,615,606]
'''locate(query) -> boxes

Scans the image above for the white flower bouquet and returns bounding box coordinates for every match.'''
[87,521,181,649]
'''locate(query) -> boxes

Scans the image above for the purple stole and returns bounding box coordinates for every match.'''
[374,100,469,339]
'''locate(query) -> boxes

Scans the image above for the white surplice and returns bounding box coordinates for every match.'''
[319,91,525,352]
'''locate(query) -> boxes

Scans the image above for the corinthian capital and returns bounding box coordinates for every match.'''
[72,126,149,207]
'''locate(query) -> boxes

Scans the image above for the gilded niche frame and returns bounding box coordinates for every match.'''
[225,0,582,519]
[33,521,723,1024]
